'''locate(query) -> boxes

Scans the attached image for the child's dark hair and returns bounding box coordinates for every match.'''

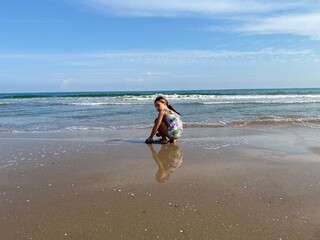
[154,96,180,115]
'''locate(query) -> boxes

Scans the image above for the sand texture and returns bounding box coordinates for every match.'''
[1,126,320,239]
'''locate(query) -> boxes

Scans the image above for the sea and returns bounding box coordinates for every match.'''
[1,88,320,133]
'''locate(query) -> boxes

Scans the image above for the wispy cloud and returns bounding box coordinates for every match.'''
[238,13,320,40]
[76,0,306,17]
[0,48,314,71]
[60,79,74,88]
[74,0,320,40]
[0,48,314,68]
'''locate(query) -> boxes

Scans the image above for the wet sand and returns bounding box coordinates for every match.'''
[1,126,320,239]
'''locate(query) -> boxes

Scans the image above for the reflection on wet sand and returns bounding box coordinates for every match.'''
[147,143,183,183]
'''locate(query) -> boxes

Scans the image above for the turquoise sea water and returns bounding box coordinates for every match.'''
[1,88,320,133]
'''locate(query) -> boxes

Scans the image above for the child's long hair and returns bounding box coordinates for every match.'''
[154,96,181,115]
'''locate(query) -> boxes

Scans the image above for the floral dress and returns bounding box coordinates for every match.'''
[163,109,183,139]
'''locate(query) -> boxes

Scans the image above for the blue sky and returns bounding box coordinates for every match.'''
[1,0,320,92]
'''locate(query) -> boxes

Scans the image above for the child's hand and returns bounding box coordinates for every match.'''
[145,137,153,144]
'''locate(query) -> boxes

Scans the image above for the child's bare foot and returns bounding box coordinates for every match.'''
[160,138,168,144]
[145,137,153,144]
[169,139,177,144]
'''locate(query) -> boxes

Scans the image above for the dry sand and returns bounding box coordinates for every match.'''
[1,126,320,239]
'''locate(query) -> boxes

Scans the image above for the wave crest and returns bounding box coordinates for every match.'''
[184,117,320,128]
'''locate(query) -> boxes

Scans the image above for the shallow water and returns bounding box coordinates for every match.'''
[1,88,320,132]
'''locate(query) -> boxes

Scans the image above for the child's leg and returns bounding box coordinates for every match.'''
[157,121,169,143]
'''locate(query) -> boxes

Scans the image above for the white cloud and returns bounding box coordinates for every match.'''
[76,0,306,17]
[0,48,314,68]
[238,12,320,40]
[60,79,73,88]
[74,0,320,40]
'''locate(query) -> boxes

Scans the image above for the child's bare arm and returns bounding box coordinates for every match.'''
[146,111,165,142]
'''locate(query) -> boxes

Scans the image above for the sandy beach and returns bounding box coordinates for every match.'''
[1,126,320,240]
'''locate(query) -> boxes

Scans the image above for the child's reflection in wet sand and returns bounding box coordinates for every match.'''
[147,143,183,183]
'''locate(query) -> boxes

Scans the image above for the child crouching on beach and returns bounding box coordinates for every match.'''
[145,96,183,144]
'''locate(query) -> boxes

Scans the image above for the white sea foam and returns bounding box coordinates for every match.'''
[68,102,139,106]
[184,117,320,128]
[119,93,320,99]
[1,89,320,133]
[65,126,108,131]
[4,93,320,105]
[201,99,320,105]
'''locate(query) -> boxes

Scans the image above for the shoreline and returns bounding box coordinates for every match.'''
[1,126,320,239]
